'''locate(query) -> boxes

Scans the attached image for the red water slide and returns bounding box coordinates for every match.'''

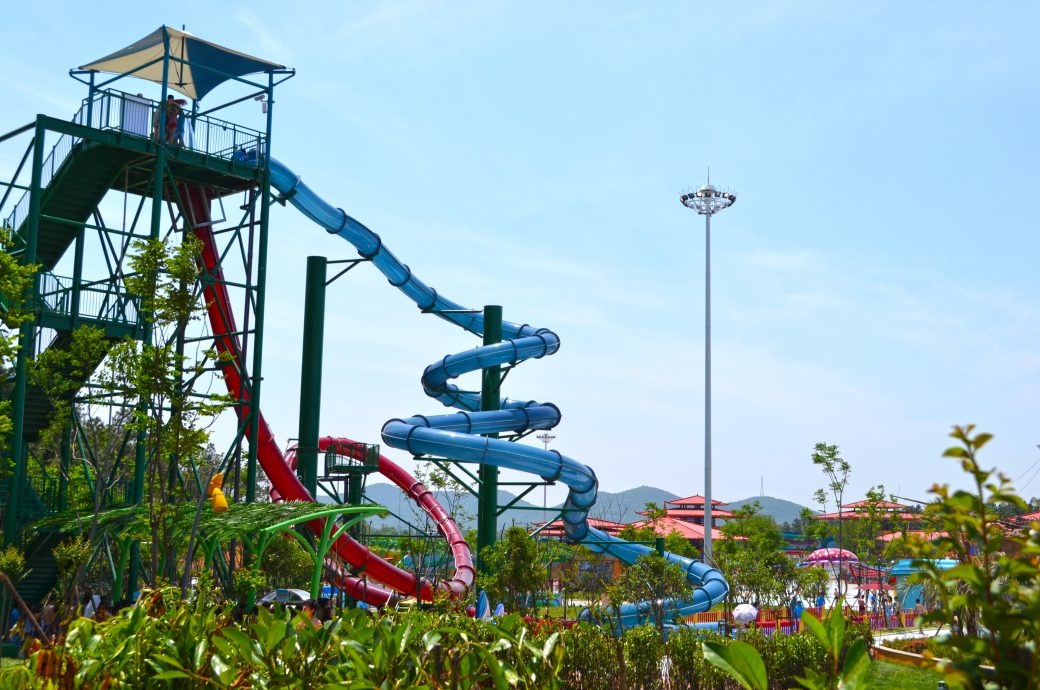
[179,183,474,604]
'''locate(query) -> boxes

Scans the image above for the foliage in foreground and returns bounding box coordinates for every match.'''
[911,425,1040,689]
[0,584,858,690]
[703,605,869,690]
[1,589,563,689]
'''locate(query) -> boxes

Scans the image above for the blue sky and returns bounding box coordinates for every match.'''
[3,2,1039,512]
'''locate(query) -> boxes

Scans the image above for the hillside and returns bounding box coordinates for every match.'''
[725,495,809,527]
[587,485,679,523]
[353,482,809,531]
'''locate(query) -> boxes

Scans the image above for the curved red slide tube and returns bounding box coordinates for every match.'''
[179,184,474,604]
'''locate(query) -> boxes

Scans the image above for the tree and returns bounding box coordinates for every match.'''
[796,507,829,550]
[910,425,1040,689]
[812,441,852,598]
[30,235,232,595]
[399,461,474,593]
[714,502,792,606]
[0,226,38,463]
[260,532,313,590]
[604,553,692,634]
[477,526,543,613]
[31,328,136,549]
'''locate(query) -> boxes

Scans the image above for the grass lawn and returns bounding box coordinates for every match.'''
[867,659,946,689]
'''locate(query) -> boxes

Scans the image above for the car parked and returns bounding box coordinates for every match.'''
[258,588,310,608]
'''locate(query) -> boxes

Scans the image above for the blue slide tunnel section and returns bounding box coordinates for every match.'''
[268,158,729,625]
[578,528,730,631]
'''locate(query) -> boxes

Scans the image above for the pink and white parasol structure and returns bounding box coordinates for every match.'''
[799,548,859,567]
[732,603,759,624]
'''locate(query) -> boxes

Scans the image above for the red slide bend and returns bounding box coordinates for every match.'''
[179,184,475,605]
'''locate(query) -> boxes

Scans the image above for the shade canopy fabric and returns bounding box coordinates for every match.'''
[799,547,859,567]
[80,26,285,101]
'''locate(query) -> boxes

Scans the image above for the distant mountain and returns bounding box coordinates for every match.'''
[587,486,679,523]
[725,495,809,527]
[354,482,546,533]
[339,482,809,533]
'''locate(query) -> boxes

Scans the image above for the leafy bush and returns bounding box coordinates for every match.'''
[751,629,826,690]
[1,589,566,689]
[624,625,663,689]
[558,622,619,689]
[665,628,735,690]
[910,425,1040,688]
[880,637,930,654]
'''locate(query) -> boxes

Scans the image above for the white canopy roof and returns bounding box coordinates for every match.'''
[79,26,285,101]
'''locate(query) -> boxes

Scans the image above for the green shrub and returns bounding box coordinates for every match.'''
[758,631,826,690]
[624,625,663,689]
[559,622,618,689]
[665,628,733,690]
[881,637,930,654]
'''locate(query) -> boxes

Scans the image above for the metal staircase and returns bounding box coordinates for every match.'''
[2,84,270,601]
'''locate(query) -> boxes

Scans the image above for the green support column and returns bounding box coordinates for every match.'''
[297,256,326,498]
[70,225,85,327]
[476,305,502,571]
[246,75,277,505]
[3,120,44,546]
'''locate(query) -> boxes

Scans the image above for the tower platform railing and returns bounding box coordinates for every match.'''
[2,88,267,247]
[36,271,140,330]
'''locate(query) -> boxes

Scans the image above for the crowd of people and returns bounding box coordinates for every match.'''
[4,589,119,657]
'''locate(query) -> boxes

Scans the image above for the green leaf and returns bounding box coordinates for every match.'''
[822,605,845,654]
[542,631,560,661]
[475,647,510,690]
[210,653,234,684]
[193,638,208,671]
[702,640,768,690]
[265,616,288,652]
[841,640,871,687]
[152,653,188,671]
[152,670,192,680]
[973,432,993,449]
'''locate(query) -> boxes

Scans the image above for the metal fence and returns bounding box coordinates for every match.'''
[37,272,140,327]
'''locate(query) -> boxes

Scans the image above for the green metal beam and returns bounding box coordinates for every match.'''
[476,305,502,571]
[296,256,326,498]
[3,119,44,546]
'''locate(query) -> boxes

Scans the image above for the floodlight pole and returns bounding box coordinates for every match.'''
[536,432,556,523]
[680,179,736,564]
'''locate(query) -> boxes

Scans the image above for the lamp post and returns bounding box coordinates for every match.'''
[536,431,557,607]
[536,432,556,525]
[680,178,736,563]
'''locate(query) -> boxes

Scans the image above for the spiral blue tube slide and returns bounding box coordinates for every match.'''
[267,158,729,625]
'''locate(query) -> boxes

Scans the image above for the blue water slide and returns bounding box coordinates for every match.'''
[268,158,729,623]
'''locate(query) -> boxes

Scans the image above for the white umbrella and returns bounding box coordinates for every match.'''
[732,603,758,624]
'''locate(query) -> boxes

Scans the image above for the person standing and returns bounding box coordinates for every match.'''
[164,95,183,144]
[299,599,322,630]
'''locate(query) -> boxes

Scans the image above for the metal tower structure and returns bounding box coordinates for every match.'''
[0,26,293,602]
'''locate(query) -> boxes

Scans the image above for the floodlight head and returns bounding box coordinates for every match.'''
[680,184,737,216]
